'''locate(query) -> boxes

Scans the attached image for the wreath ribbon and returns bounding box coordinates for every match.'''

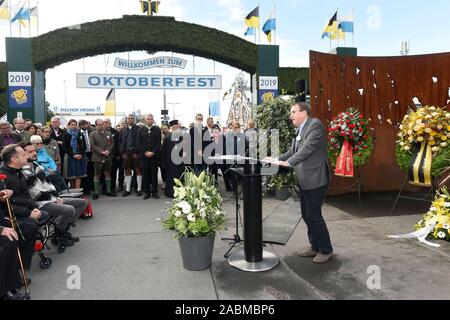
[408,141,432,187]
[335,140,354,178]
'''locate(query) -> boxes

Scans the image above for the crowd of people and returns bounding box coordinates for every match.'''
[0,113,258,300]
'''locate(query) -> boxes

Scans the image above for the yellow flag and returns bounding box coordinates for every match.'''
[104,89,116,116]
[330,27,345,40]
[0,0,8,20]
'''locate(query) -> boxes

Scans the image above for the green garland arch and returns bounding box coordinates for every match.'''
[32,16,258,73]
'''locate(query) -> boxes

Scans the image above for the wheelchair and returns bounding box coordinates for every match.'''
[36,215,57,269]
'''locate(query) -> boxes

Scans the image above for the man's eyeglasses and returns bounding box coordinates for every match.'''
[34,142,43,145]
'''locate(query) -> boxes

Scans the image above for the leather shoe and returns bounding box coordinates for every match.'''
[93,194,99,200]
[2,290,28,300]
[313,252,334,263]
[122,191,131,197]
[143,193,151,200]
[106,192,117,197]
[296,247,318,257]
[152,193,160,199]
[136,191,142,197]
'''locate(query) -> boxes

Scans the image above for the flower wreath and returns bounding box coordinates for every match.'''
[415,187,450,242]
[327,108,374,177]
[396,106,450,178]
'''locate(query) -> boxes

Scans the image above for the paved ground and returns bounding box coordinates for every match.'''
[28,187,450,300]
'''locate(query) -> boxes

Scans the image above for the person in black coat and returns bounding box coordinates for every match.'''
[50,116,67,171]
[204,125,233,190]
[104,118,121,193]
[0,146,39,272]
[137,114,161,199]
[0,189,26,300]
[162,120,186,198]
[189,114,208,175]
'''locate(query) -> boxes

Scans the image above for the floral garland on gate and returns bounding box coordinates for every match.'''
[327,108,374,177]
[396,106,450,178]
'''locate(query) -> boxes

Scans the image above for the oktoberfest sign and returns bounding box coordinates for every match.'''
[76,74,222,90]
[113,56,188,70]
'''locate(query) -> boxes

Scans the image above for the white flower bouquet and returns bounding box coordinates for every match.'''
[162,170,226,238]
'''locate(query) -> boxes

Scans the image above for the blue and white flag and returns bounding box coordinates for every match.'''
[244,27,255,36]
[338,11,354,33]
[262,8,276,43]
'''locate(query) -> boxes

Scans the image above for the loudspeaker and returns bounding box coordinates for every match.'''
[295,79,308,102]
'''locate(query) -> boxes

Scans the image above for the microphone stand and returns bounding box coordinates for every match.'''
[221,154,246,258]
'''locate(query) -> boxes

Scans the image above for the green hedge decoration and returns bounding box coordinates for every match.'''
[278,67,309,94]
[32,15,258,73]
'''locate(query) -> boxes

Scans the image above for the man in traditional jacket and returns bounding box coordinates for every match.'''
[90,119,116,200]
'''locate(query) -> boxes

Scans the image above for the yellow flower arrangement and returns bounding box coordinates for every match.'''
[397,106,450,155]
[414,187,450,241]
[396,106,450,177]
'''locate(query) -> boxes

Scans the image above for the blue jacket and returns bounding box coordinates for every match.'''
[36,148,57,173]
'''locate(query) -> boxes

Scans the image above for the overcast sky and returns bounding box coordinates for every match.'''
[2,0,450,126]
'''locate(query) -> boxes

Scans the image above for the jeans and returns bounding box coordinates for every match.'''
[299,184,333,255]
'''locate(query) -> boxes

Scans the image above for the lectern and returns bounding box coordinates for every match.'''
[210,155,285,272]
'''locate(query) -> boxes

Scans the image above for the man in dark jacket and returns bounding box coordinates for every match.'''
[119,114,142,197]
[189,114,208,175]
[104,118,121,193]
[162,120,186,198]
[50,116,66,171]
[137,114,161,200]
[0,189,28,300]
[0,145,39,271]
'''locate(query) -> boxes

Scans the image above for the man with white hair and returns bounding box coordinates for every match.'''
[29,135,57,174]
[90,119,116,200]
[12,118,31,143]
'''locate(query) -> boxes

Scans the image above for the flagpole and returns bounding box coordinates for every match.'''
[257,3,260,45]
[336,8,339,49]
[274,4,276,45]
[8,0,11,37]
[27,0,30,37]
[352,8,355,47]
[36,0,40,36]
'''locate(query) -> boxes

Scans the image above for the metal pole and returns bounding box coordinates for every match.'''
[257,3,260,45]
[274,4,276,45]
[8,0,12,37]
[27,0,30,37]
[36,0,39,36]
